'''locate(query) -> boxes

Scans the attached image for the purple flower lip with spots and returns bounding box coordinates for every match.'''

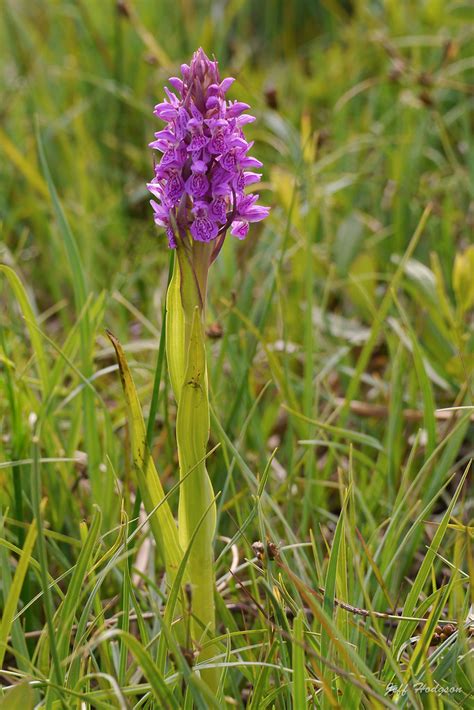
[147,48,269,249]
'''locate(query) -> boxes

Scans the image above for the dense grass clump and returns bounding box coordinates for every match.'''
[0,1,472,707]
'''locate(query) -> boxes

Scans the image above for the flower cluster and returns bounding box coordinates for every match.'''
[147,48,269,248]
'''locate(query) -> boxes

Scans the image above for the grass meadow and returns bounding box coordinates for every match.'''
[0,1,473,707]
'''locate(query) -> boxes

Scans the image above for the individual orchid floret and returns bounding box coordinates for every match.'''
[147,48,269,250]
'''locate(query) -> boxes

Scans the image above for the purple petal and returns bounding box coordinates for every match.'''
[190,102,203,122]
[240,156,263,168]
[208,131,227,155]
[244,171,262,185]
[210,196,228,222]
[231,220,249,239]
[164,226,177,249]
[148,139,168,151]
[188,133,209,152]
[205,95,221,110]
[168,77,184,94]
[149,199,167,225]
[185,172,209,198]
[220,77,235,93]
[164,87,179,104]
[153,102,177,121]
[191,159,207,173]
[237,114,256,126]
[220,150,238,172]
[191,216,219,242]
[243,205,270,222]
[164,172,185,205]
[226,101,250,117]
[147,183,164,200]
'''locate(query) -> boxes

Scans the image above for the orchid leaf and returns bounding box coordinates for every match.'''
[107,331,182,579]
[166,255,187,405]
[176,306,217,686]
[177,307,215,547]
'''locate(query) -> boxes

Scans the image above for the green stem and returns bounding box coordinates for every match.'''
[166,236,219,692]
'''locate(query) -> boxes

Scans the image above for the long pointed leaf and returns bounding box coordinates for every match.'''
[176,307,217,690]
[107,331,182,579]
[166,254,187,404]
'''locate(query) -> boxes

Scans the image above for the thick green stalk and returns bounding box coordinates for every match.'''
[165,253,188,406]
[166,237,218,691]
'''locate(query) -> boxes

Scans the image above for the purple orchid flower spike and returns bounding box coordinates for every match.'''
[146,51,270,694]
[147,48,269,252]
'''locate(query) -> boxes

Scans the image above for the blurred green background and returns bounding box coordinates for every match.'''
[2,0,472,296]
[1,0,473,522]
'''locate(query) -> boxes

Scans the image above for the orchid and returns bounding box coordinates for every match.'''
[147,48,269,692]
[147,47,269,255]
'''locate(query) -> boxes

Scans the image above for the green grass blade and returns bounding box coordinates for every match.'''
[292,610,307,709]
[0,519,37,668]
[339,203,433,420]
[384,463,470,677]
[0,265,50,394]
[393,293,437,456]
[35,122,101,502]
[56,506,102,664]
[94,629,179,709]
